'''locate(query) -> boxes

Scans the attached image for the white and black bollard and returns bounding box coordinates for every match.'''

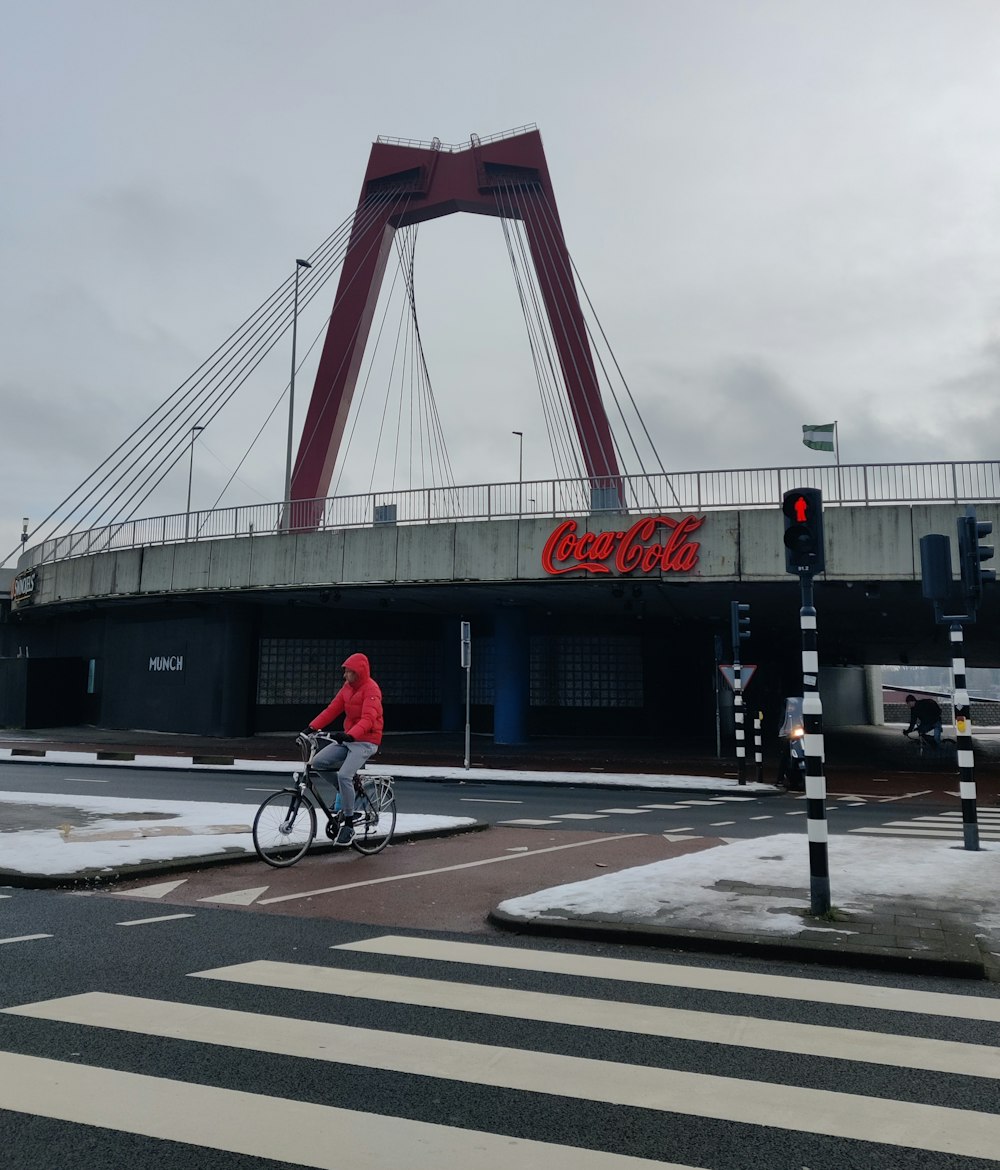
[800,580,830,915]
[950,623,980,850]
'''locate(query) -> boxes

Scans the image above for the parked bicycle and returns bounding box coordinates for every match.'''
[252,732,396,867]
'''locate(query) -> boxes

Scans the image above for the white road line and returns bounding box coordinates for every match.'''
[0,1050,676,1170]
[497,818,559,826]
[0,894,12,900]
[922,812,1000,820]
[669,800,724,807]
[117,879,189,899]
[0,934,52,945]
[550,813,610,820]
[9,993,1000,1160]
[458,798,523,804]
[337,936,1000,1023]
[850,827,1000,839]
[256,834,646,905]
[197,887,269,906]
[750,815,772,820]
[638,803,695,809]
[246,787,281,792]
[64,778,109,783]
[662,826,694,832]
[709,821,736,827]
[594,808,649,814]
[116,914,195,927]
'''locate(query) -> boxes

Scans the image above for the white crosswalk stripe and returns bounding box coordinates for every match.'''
[851,807,1000,840]
[3,933,1000,1166]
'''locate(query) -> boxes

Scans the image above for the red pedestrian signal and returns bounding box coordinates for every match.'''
[782,487,825,575]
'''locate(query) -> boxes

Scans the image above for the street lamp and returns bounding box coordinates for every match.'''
[283,258,313,530]
[184,425,205,540]
[511,430,523,516]
[20,518,28,550]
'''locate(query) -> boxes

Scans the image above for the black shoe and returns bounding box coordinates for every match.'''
[334,822,354,846]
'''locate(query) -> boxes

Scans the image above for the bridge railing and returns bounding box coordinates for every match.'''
[18,459,1000,569]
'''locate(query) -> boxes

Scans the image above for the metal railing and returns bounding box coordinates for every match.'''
[18,459,1000,570]
[375,124,539,153]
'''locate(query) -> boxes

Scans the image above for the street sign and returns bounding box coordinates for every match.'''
[719,664,756,690]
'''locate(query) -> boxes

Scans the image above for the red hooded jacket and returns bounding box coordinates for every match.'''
[308,653,383,745]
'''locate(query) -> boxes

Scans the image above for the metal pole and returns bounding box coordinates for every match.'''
[800,574,830,915]
[733,658,745,784]
[754,709,763,783]
[713,633,722,759]
[184,426,203,541]
[461,621,472,769]
[512,431,523,516]
[951,623,980,850]
[284,259,312,530]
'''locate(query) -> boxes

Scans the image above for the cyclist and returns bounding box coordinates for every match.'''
[902,693,943,750]
[303,652,384,845]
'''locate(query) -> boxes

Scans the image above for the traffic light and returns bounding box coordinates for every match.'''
[731,601,750,658]
[919,534,953,602]
[957,509,995,603]
[782,487,825,575]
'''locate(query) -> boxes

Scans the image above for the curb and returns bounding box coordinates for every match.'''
[486,907,989,981]
[0,820,488,891]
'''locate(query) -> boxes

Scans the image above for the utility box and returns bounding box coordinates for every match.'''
[374,504,398,525]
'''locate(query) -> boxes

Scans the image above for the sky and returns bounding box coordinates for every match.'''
[4,0,1000,566]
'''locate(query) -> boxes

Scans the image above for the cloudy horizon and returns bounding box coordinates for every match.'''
[4,0,1000,566]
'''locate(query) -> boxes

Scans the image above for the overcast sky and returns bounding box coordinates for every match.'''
[4,0,1000,565]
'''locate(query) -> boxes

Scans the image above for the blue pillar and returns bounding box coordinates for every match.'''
[494,607,529,744]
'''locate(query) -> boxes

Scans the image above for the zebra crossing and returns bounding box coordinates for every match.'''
[850,806,1000,841]
[499,794,757,828]
[3,933,1000,1167]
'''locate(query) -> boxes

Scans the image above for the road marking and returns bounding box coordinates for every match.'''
[709,821,736,827]
[64,778,109,783]
[117,879,189,899]
[639,803,696,809]
[256,834,647,905]
[0,934,52,945]
[498,818,559,826]
[663,833,701,842]
[850,827,1000,839]
[551,813,610,820]
[662,825,694,832]
[594,808,649,814]
[0,894,12,900]
[144,976,1000,1081]
[337,936,1000,1022]
[785,810,807,815]
[197,887,270,906]
[0,1049,676,1170]
[668,800,725,807]
[116,914,195,927]
[245,787,281,792]
[458,797,523,804]
[750,815,772,820]
[9,993,1000,1160]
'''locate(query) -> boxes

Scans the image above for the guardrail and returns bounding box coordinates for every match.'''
[18,460,1000,570]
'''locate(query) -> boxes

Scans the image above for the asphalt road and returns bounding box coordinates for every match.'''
[1,888,998,1170]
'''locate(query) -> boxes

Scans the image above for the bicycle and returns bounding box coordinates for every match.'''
[252,732,396,867]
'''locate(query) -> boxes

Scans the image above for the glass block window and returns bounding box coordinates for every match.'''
[530,635,643,708]
[470,637,495,704]
[257,639,441,705]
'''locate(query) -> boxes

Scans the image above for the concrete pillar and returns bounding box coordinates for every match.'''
[493,607,528,744]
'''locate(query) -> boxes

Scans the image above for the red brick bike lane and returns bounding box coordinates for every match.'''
[109,827,719,934]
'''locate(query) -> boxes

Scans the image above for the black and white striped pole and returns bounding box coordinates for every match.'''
[730,602,751,785]
[782,488,830,916]
[754,710,764,784]
[950,623,980,851]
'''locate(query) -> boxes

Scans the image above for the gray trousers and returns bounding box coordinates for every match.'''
[311,740,377,815]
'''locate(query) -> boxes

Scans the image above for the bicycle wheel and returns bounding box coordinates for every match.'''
[351,776,396,855]
[253,789,317,867]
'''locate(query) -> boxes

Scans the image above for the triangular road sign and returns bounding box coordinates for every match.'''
[719,664,757,690]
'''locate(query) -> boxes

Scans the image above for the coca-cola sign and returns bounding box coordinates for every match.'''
[542,515,704,577]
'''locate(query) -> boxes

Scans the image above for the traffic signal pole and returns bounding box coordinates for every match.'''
[799,575,830,915]
[950,623,980,851]
[782,487,830,916]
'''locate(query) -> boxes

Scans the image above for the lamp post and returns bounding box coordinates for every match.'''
[283,258,313,530]
[184,425,205,541]
[512,430,523,516]
[20,518,28,550]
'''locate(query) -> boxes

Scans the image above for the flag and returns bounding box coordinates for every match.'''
[802,423,835,452]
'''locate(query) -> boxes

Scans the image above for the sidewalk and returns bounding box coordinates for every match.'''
[2,724,999,981]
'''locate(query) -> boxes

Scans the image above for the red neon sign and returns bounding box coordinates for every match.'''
[541,514,705,577]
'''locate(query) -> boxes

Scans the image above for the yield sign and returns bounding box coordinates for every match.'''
[719,664,756,690]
